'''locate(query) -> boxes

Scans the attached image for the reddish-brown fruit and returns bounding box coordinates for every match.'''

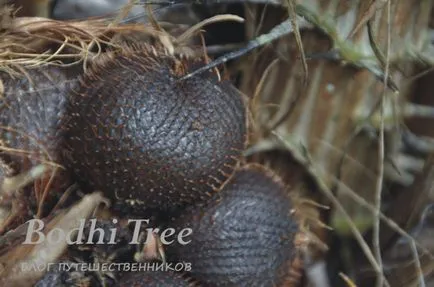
[167,165,300,286]
[61,46,246,212]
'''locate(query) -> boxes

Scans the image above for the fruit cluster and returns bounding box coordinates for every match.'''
[0,44,301,286]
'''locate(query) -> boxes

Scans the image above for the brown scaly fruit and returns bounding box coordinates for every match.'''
[167,164,302,287]
[0,66,81,223]
[0,66,79,176]
[61,45,247,214]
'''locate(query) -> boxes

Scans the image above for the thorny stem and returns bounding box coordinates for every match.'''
[296,4,398,92]
[178,2,398,94]
[179,18,303,81]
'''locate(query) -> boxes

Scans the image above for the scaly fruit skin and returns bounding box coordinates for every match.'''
[117,271,192,287]
[168,165,299,287]
[61,47,246,213]
[0,66,79,175]
[0,66,80,220]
